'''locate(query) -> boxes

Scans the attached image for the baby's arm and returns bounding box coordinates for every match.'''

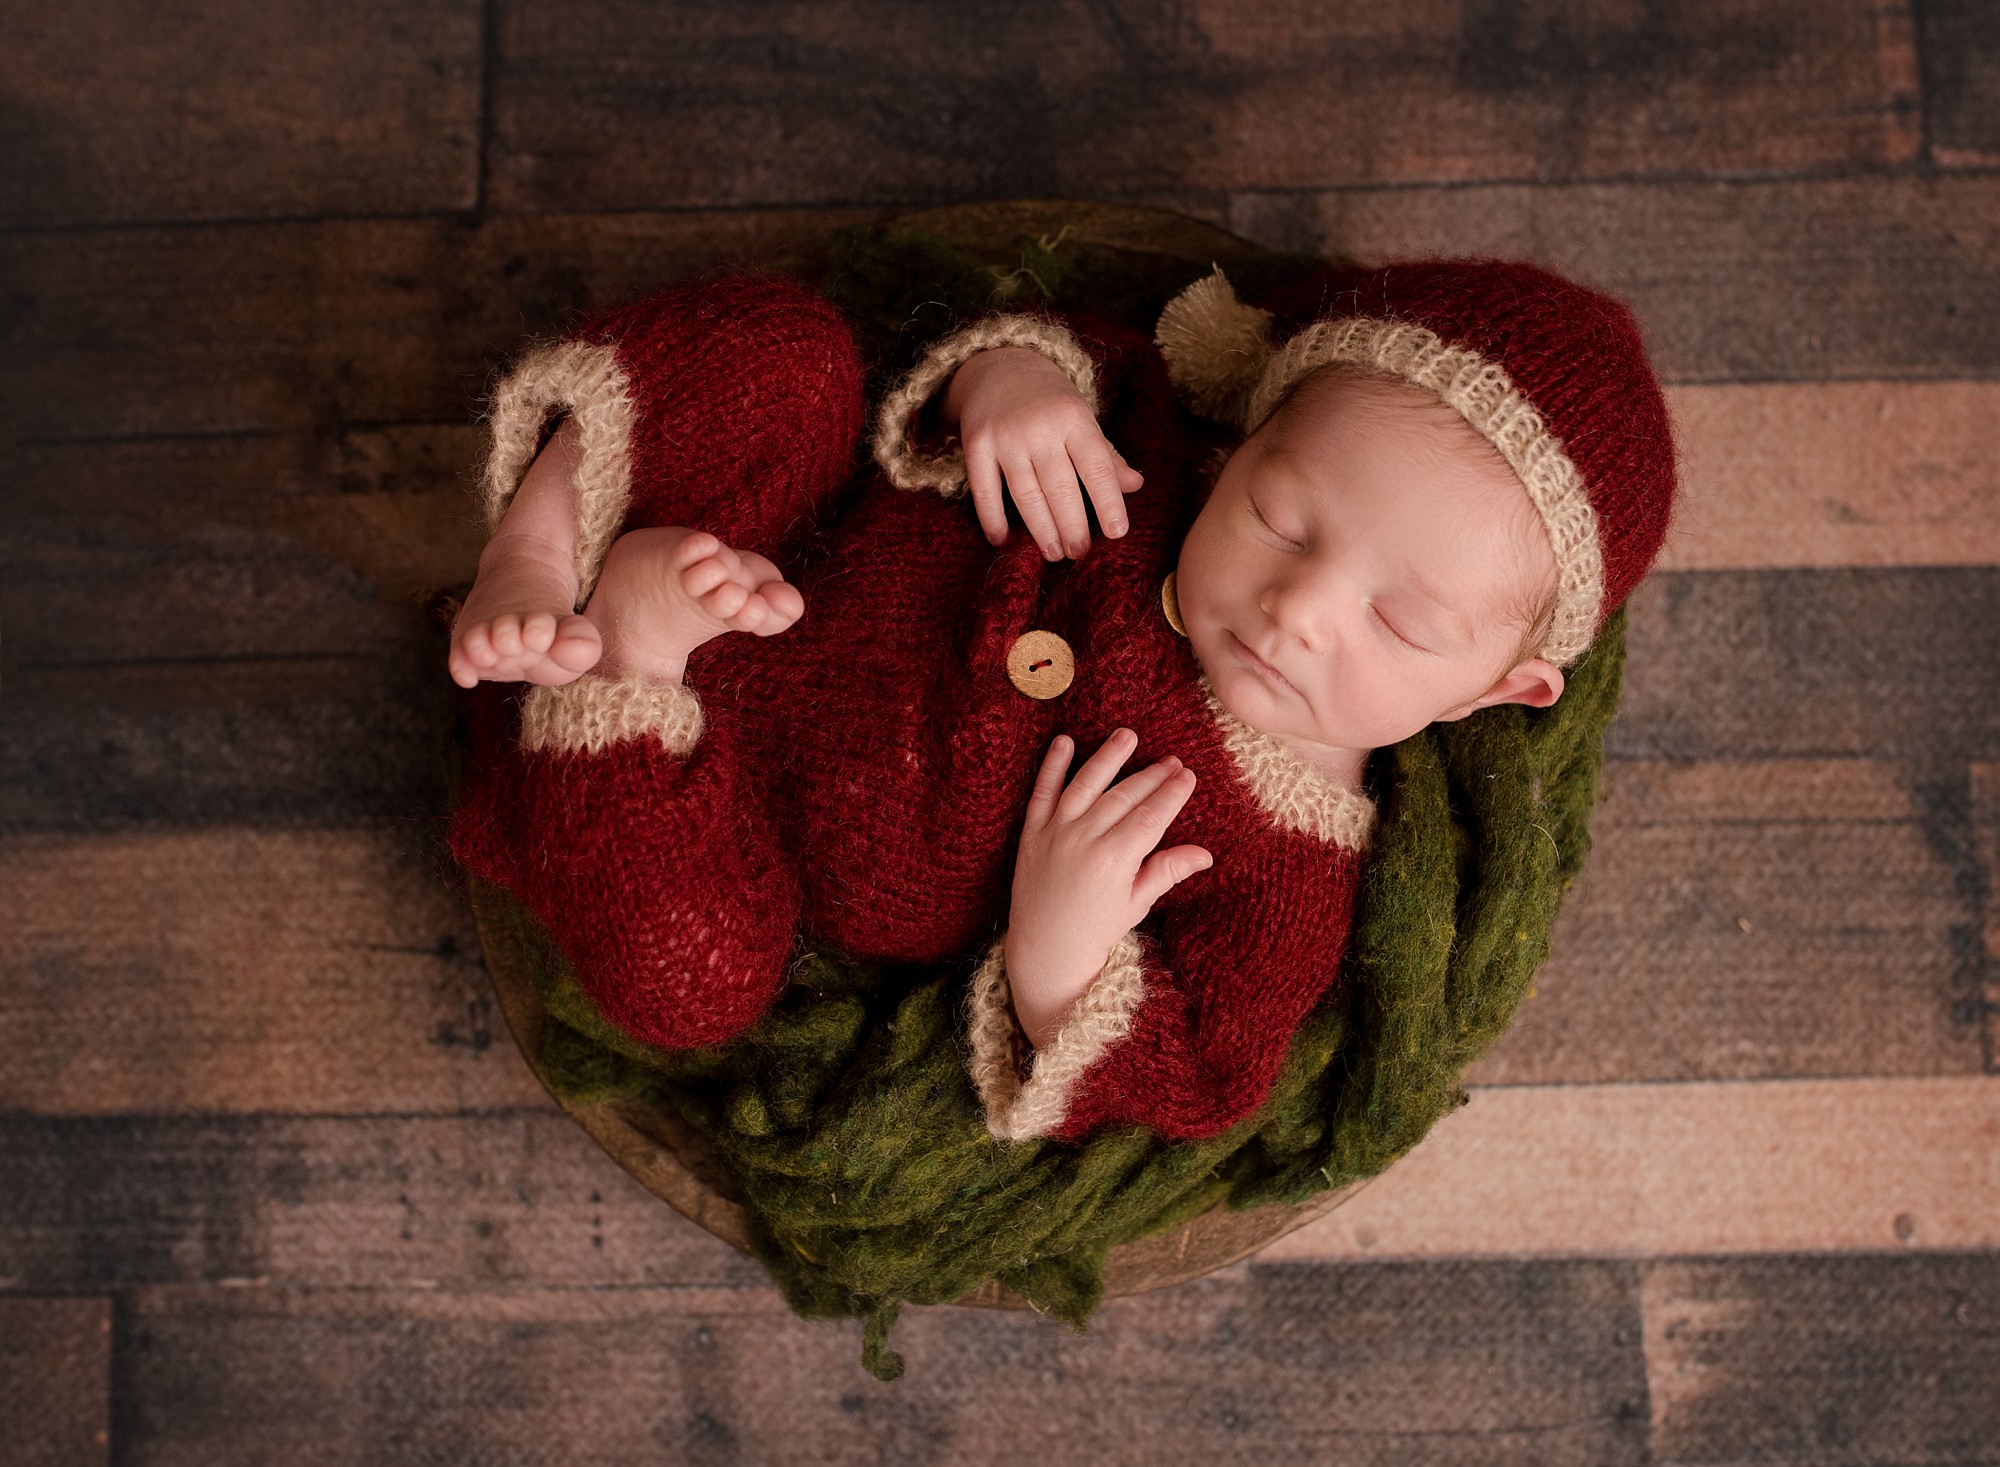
[969,732,1363,1143]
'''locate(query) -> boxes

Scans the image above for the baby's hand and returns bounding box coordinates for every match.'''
[1004,728,1212,1047]
[943,346,1145,561]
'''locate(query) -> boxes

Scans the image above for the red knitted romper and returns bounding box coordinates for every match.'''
[451,274,1372,1143]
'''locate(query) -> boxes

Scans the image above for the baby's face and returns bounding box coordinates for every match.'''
[1175,373,1559,770]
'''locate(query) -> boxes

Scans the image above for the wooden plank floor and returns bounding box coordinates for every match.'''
[4,3,1997,1462]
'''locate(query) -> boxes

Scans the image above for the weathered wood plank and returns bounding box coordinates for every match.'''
[1919,0,2000,167]
[0,1113,760,1293]
[0,828,543,1115]
[4,430,487,670]
[105,1267,1649,1464]
[6,1079,1994,1294]
[1612,569,2000,762]
[1465,759,1983,1086]
[1973,763,2000,1069]
[3,183,1993,456]
[1642,1255,2000,1465]
[1661,382,2000,570]
[1262,1075,2000,1262]
[0,659,456,829]
[3,0,482,229]
[0,211,877,445]
[1226,174,2000,383]
[491,0,1917,213]
[0,1298,110,1467]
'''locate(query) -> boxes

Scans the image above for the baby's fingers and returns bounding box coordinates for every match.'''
[1024,734,1075,827]
[1106,762,1198,847]
[1001,455,1064,561]
[1068,435,1132,540]
[1054,728,1139,820]
[1133,843,1214,910]
[966,447,1011,547]
[1030,448,1091,559]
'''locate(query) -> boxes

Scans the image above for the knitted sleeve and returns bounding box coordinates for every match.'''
[963,835,1365,1143]
[870,304,1181,498]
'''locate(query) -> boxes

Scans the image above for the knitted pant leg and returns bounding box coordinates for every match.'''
[593,274,867,569]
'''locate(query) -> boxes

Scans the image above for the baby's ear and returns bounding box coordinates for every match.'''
[1438,660,1566,721]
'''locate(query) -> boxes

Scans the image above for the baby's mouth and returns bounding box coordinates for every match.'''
[1230,631,1297,695]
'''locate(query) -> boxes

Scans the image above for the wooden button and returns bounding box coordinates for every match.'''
[1161,571,1187,637]
[1005,629,1075,700]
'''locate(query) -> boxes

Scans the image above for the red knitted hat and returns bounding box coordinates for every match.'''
[1154,258,1677,665]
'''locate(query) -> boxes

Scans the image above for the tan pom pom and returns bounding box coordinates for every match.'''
[1154,268,1276,426]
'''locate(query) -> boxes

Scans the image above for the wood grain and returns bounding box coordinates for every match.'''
[1662,382,2000,570]
[2,0,481,228]
[0,211,876,445]
[1464,759,1983,1086]
[490,0,1918,212]
[1642,1256,2000,1465]
[1261,1075,2000,1262]
[0,1298,110,1467]
[5,180,1994,458]
[0,828,543,1114]
[1919,0,2000,167]
[0,659,456,829]
[1974,763,2000,1069]
[1612,569,2000,762]
[1226,173,2000,383]
[104,1268,1650,1465]
[0,1112,762,1293]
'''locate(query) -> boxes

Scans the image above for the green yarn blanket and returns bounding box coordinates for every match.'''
[474,221,1627,1379]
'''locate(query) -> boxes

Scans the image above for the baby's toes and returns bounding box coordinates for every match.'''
[546,615,602,673]
[759,581,804,630]
[519,611,558,656]
[681,553,734,599]
[489,614,525,659]
[698,579,752,622]
[459,623,497,666]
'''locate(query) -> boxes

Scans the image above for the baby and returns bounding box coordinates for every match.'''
[448,261,1675,1143]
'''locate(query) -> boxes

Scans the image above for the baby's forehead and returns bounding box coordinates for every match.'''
[1247,394,1553,617]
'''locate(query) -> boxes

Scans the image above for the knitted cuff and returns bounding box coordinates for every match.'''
[964,930,1147,1142]
[483,339,638,606]
[1200,682,1376,851]
[518,672,706,757]
[870,315,1099,495]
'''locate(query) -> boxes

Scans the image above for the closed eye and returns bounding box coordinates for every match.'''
[1373,604,1431,654]
[1249,497,1303,551]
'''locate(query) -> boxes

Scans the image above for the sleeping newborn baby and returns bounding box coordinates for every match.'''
[448,261,1676,1142]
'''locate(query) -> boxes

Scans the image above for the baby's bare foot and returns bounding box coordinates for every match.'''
[587,526,805,683]
[449,536,602,689]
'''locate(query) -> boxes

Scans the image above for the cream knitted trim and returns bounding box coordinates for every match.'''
[1154,267,1276,423]
[964,931,1147,1142]
[1201,682,1375,851]
[483,339,637,606]
[1242,315,1604,667]
[518,672,705,757]
[871,316,1100,496]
